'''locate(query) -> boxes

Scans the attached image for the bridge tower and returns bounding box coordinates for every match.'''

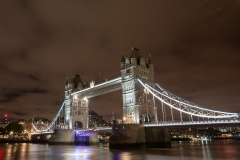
[120,47,157,124]
[65,74,89,129]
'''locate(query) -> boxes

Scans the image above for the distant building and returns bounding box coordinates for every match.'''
[31,117,51,131]
[3,113,9,124]
[88,110,108,128]
[170,128,197,139]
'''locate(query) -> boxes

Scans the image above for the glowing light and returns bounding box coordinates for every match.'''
[32,101,65,132]
[154,83,238,115]
[83,97,88,102]
[71,77,121,96]
[137,79,238,118]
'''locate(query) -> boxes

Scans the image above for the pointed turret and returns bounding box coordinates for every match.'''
[65,78,69,90]
[86,80,90,87]
[130,46,142,65]
[66,78,69,85]
[148,53,152,64]
[130,47,141,59]
[73,74,83,89]
[148,53,154,79]
[120,52,125,68]
[121,53,125,63]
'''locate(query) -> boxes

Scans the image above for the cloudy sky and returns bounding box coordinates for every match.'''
[0,0,240,122]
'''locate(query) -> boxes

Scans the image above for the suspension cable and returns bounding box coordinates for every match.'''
[170,99,174,122]
[137,78,238,119]
[32,101,65,132]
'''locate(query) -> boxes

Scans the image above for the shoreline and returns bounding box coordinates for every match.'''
[0,138,239,144]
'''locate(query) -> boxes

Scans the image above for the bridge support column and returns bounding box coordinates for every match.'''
[145,127,171,148]
[31,134,51,143]
[48,129,99,145]
[48,129,75,145]
[109,124,171,149]
[109,124,146,149]
[74,133,99,145]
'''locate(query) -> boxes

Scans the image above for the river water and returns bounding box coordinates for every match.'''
[0,140,239,160]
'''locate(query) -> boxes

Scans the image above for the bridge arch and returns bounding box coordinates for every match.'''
[75,121,83,129]
[31,47,240,134]
[63,47,157,129]
[140,112,153,124]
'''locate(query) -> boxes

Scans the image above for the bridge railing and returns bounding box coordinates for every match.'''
[137,78,239,119]
[144,118,240,126]
[79,74,121,91]
[94,74,121,86]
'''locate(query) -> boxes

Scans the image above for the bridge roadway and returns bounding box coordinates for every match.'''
[144,119,240,128]
[71,75,122,98]
[31,127,112,135]
[31,120,240,135]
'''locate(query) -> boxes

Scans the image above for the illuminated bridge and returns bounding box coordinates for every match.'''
[31,47,239,137]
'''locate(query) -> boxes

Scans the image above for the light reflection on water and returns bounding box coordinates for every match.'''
[0,141,239,160]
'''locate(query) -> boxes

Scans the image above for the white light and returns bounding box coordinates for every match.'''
[137,79,238,119]
[83,97,88,101]
[154,83,237,115]
[71,77,121,96]
[74,95,77,99]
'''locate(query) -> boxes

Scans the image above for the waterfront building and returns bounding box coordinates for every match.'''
[88,110,108,128]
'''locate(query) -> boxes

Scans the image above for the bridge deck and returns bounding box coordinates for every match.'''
[144,119,240,128]
[72,75,122,98]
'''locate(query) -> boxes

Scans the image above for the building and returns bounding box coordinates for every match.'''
[88,110,108,128]
[31,117,51,132]
[64,47,158,129]
[120,47,157,124]
[3,113,9,124]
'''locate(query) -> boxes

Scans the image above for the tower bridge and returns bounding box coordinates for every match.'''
[31,47,239,148]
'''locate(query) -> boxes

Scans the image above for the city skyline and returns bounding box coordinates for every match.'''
[0,1,240,121]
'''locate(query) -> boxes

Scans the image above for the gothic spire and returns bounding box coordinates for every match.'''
[66,78,69,85]
[121,52,125,62]
[130,45,141,59]
[148,53,152,64]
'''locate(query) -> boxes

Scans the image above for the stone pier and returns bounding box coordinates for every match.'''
[48,129,75,144]
[48,129,99,145]
[145,127,171,148]
[109,124,171,149]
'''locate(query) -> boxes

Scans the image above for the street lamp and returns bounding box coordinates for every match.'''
[144,88,150,123]
[123,117,126,124]
[83,97,88,102]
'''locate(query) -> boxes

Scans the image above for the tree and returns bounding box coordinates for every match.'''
[4,122,24,135]
[0,127,5,135]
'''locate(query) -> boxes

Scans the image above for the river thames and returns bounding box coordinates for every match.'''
[0,140,239,160]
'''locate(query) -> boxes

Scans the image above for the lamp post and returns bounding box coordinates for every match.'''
[1,106,3,123]
[123,117,126,124]
[144,88,149,123]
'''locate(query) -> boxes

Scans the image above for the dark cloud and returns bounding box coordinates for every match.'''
[0,88,48,103]
[0,0,240,121]
[27,74,40,81]
[11,111,27,116]
[34,108,46,111]
[52,100,64,106]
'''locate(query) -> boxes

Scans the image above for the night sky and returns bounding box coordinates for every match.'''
[0,1,240,122]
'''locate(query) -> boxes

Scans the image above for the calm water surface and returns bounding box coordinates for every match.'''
[0,141,239,160]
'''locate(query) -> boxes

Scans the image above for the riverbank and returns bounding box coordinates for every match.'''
[0,140,240,159]
[0,138,30,143]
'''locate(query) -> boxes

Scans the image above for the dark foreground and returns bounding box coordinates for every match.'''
[0,140,240,160]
